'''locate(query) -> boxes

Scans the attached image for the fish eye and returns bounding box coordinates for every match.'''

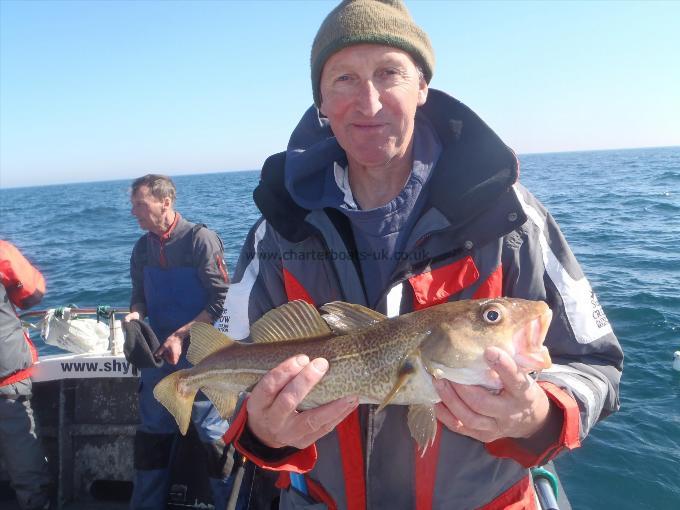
[482,306,502,324]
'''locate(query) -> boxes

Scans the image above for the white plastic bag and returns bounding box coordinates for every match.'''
[40,308,111,354]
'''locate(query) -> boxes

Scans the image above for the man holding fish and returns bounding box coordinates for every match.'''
[158,1,624,508]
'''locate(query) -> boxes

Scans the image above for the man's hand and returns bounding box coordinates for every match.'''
[124,311,141,322]
[154,332,184,365]
[246,355,359,450]
[434,346,552,443]
[153,312,211,365]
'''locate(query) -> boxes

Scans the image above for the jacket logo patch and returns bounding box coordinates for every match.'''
[590,292,610,329]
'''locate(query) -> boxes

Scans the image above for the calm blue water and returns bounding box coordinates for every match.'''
[1,146,679,509]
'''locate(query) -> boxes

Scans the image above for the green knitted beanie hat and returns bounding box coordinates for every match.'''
[311,0,435,107]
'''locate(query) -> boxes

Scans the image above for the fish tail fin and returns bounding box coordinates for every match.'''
[187,322,235,365]
[153,369,196,435]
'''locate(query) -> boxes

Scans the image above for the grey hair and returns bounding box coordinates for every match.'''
[131,174,176,204]
[416,65,425,83]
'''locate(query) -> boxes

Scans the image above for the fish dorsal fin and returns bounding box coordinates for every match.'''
[320,301,387,335]
[250,300,332,343]
[187,323,234,365]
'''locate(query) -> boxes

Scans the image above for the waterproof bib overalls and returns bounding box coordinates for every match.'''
[131,266,233,510]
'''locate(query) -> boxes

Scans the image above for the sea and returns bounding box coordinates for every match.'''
[1,146,678,509]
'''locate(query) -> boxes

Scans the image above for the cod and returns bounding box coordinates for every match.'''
[154,298,552,451]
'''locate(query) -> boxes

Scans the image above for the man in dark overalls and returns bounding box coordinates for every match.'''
[125,174,231,509]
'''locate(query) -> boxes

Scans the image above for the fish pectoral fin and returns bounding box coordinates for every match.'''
[376,354,419,413]
[187,323,234,365]
[250,300,333,343]
[408,404,438,456]
[200,387,239,420]
[320,301,387,334]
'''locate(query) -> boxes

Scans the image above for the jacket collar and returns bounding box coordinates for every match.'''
[421,89,519,228]
[149,212,184,242]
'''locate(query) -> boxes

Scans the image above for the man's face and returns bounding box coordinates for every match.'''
[130,185,169,233]
[319,44,428,170]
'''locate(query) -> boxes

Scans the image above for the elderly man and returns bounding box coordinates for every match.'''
[218,1,623,508]
[125,174,233,509]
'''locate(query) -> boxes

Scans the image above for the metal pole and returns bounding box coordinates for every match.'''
[531,466,560,510]
[108,310,123,355]
[226,455,248,510]
[535,477,560,510]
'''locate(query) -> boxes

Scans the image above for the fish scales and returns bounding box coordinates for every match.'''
[190,321,422,407]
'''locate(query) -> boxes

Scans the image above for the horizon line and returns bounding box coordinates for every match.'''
[1,144,678,191]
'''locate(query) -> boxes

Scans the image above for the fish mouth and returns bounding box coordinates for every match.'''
[512,306,553,371]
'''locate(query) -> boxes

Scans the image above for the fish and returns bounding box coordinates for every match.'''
[153,298,552,451]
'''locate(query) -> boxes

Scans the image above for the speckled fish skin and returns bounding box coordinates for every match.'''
[178,298,552,409]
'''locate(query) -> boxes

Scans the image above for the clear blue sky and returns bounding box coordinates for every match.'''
[1,0,678,188]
